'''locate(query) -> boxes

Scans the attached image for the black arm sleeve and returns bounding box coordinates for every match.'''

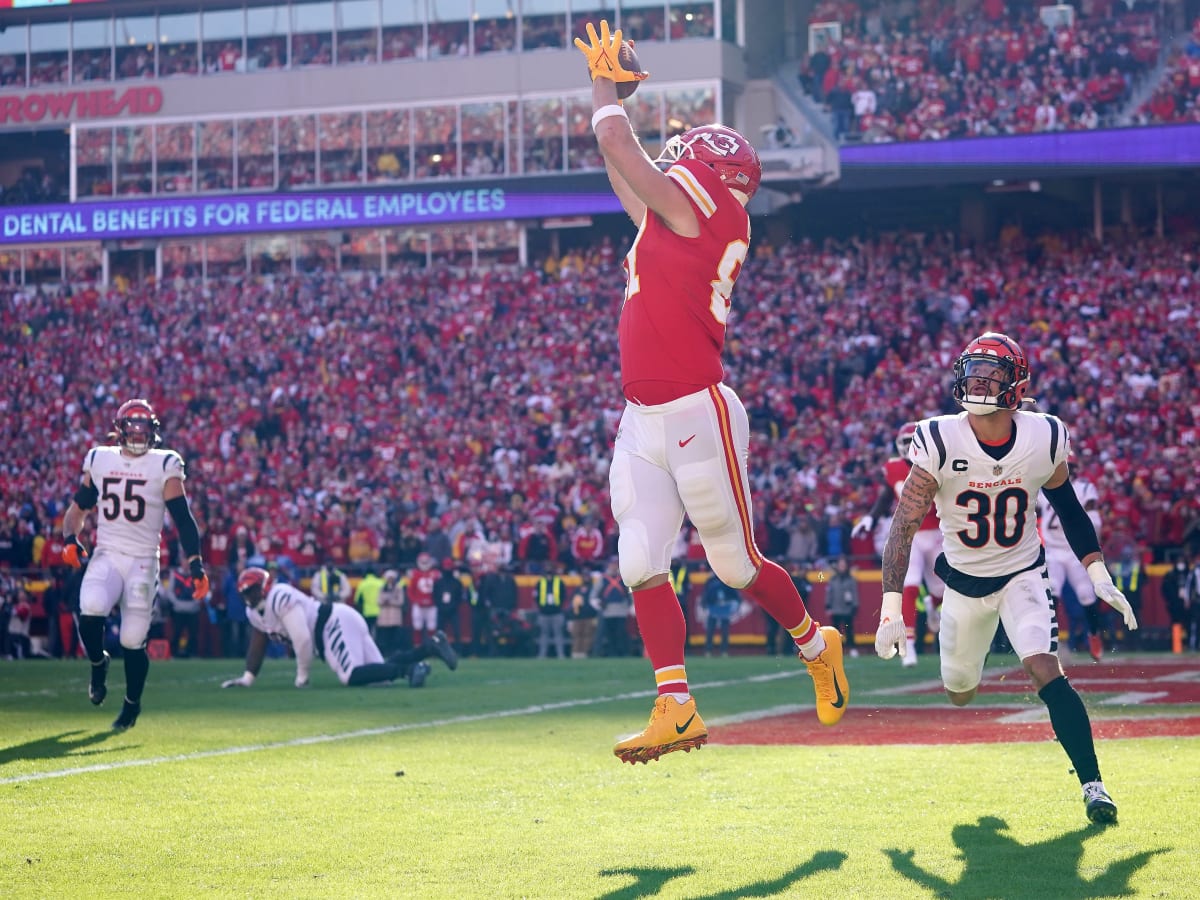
[165,495,202,559]
[74,481,99,510]
[867,484,893,520]
[1042,480,1101,561]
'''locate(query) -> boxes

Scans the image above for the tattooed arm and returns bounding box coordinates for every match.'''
[881,465,940,594]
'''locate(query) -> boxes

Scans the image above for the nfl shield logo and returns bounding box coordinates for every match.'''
[993,465,1003,475]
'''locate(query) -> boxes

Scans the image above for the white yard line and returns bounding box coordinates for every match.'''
[0,671,800,785]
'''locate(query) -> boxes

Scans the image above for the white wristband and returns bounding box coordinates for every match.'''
[881,591,903,621]
[591,104,628,131]
[1086,560,1113,586]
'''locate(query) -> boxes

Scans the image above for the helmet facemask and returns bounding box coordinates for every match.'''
[113,399,161,456]
[119,415,155,455]
[953,354,1023,415]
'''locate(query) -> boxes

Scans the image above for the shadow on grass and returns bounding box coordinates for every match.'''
[597,850,847,899]
[0,730,119,767]
[885,815,1167,899]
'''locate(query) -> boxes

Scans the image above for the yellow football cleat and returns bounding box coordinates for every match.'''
[613,695,708,764]
[804,625,850,726]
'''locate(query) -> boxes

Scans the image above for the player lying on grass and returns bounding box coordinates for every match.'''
[222,567,458,689]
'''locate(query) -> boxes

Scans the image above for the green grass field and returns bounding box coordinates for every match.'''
[2,652,1197,899]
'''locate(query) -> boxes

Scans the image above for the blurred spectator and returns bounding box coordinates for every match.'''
[534,563,567,659]
[700,569,740,656]
[311,561,352,605]
[433,558,468,649]
[596,558,633,657]
[354,567,385,630]
[567,570,600,658]
[823,557,861,657]
[162,567,202,659]
[375,569,408,655]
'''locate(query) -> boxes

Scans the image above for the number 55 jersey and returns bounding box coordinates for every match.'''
[908,411,1070,591]
[81,445,186,556]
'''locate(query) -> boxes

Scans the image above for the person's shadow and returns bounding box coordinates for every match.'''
[597,850,847,899]
[0,731,119,768]
[885,815,1166,899]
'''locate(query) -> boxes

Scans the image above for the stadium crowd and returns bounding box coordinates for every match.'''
[1133,19,1200,124]
[802,0,1168,140]
[1,225,1198,656]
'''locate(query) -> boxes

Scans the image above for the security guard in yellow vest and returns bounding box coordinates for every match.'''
[535,567,567,659]
[1111,550,1143,648]
[311,563,351,605]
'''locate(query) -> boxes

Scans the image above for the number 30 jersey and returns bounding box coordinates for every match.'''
[619,158,750,402]
[81,445,186,556]
[909,411,1070,580]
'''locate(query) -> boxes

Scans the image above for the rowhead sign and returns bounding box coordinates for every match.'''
[0,86,163,126]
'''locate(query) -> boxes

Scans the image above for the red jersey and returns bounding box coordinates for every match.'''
[407,567,438,607]
[619,158,750,404]
[884,457,940,531]
[571,526,604,563]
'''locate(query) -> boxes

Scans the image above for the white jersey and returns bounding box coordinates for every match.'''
[83,445,186,556]
[909,411,1069,582]
[246,583,319,646]
[1037,479,1101,555]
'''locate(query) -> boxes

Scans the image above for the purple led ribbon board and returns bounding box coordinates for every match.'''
[1,187,626,245]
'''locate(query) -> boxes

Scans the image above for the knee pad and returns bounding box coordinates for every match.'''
[617,522,666,588]
[942,660,980,695]
[704,538,757,590]
[119,615,151,651]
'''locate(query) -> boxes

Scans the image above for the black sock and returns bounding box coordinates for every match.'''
[123,647,150,704]
[347,663,401,686]
[1083,603,1103,635]
[1039,675,1100,785]
[385,647,430,668]
[78,615,107,665]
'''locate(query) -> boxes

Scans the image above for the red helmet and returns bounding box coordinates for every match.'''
[952,332,1030,414]
[655,124,762,200]
[416,552,434,571]
[113,398,161,456]
[895,422,918,457]
[236,566,273,610]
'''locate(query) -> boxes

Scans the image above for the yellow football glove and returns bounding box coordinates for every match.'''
[573,20,649,84]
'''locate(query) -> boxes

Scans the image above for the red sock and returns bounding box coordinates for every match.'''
[902,586,919,641]
[743,560,818,646]
[633,581,688,695]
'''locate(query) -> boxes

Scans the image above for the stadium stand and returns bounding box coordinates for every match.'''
[0,0,1197,658]
[1,229,1196,586]
[801,0,1168,141]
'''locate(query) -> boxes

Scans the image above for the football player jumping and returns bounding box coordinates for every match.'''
[852,421,947,665]
[876,333,1136,824]
[221,567,458,690]
[576,20,848,766]
[61,399,211,731]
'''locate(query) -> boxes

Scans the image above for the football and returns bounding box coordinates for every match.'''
[617,41,643,99]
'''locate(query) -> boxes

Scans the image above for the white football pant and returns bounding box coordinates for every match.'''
[79,548,159,650]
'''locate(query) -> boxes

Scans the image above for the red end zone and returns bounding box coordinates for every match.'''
[717,658,1200,747]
